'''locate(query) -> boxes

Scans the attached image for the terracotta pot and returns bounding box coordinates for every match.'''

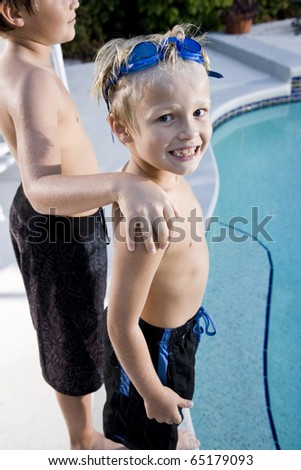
[225,14,253,34]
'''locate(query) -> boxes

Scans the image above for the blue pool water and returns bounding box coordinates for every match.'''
[192,102,301,449]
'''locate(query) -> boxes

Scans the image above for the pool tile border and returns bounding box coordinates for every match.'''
[213,76,301,130]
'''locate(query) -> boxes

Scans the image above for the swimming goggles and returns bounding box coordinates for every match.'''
[104,36,223,109]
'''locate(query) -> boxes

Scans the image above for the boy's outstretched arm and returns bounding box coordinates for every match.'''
[107,213,193,424]
[10,68,178,253]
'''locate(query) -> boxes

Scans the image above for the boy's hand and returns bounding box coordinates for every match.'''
[117,176,179,254]
[143,386,193,425]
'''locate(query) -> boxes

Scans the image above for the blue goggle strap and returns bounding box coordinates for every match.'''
[104,38,223,109]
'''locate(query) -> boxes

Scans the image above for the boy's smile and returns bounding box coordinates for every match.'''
[125,61,212,184]
[169,145,201,161]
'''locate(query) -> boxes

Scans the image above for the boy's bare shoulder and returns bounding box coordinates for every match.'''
[0,53,61,116]
[0,49,69,160]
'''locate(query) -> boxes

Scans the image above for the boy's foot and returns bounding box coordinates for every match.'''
[71,431,126,450]
[95,432,127,450]
[176,430,200,450]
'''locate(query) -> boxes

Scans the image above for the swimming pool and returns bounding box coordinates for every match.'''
[192,101,301,450]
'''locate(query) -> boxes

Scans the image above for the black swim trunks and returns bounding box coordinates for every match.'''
[9,184,109,396]
[103,306,216,449]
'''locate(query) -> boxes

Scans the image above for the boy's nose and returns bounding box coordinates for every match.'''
[178,120,199,140]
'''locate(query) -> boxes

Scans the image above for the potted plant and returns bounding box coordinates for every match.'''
[221,0,258,34]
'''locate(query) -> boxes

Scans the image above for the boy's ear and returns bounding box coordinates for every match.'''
[109,117,134,144]
[1,3,25,28]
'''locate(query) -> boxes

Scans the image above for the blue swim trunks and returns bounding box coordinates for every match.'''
[103,306,216,449]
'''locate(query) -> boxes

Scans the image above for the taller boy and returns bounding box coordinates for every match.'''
[0,0,178,449]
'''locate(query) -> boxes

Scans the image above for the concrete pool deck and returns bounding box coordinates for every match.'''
[0,19,300,450]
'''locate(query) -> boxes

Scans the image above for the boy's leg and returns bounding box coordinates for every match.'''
[177,430,200,450]
[9,186,113,449]
[56,392,125,450]
[177,409,200,449]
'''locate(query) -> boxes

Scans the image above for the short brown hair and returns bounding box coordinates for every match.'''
[0,1,39,34]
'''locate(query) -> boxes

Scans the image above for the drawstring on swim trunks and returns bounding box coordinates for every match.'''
[99,208,111,244]
[193,306,217,343]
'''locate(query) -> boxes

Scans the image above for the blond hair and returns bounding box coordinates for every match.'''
[92,24,210,132]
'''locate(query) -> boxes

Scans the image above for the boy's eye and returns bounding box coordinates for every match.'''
[158,114,172,123]
[194,109,206,117]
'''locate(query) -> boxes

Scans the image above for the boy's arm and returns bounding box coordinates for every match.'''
[10,69,177,252]
[108,213,192,424]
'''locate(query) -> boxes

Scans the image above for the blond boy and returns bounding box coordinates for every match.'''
[93,24,219,449]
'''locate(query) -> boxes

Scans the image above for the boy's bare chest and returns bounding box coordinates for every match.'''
[169,183,205,244]
[58,95,99,175]
[167,210,207,264]
[153,197,209,313]
[159,188,208,272]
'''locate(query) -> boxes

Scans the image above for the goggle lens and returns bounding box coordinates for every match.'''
[129,42,158,63]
